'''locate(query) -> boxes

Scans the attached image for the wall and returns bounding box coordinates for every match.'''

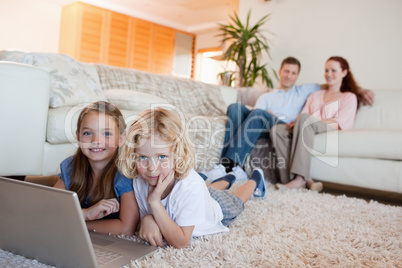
[238,0,402,90]
[196,29,222,51]
[2,0,401,90]
[0,0,65,53]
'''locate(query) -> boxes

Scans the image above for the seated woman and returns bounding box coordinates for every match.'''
[271,56,360,191]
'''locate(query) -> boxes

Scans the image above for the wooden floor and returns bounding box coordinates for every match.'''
[320,181,402,207]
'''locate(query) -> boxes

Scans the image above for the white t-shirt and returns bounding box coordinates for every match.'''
[133,169,229,237]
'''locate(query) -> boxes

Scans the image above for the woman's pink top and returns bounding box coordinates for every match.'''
[300,90,358,130]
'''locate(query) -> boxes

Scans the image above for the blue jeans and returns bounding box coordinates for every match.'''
[221,103,285,166]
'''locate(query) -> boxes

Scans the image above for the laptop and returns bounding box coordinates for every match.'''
[0,176,158,268]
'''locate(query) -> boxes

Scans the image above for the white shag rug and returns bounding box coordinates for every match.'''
[1,183,401,267]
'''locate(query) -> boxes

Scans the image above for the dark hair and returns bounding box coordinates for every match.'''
[327,56,361,108]
[280,57,301,72]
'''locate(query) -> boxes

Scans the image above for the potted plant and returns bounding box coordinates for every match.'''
[218,71,235,86]
[217,11,276,88]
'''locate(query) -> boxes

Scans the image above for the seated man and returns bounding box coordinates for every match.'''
[219,56,374,177]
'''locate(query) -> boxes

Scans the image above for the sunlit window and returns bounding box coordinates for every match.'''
[195,48,236,86]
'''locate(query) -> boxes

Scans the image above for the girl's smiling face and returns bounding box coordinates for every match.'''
[135,135,175,186]
[77,111,123,166]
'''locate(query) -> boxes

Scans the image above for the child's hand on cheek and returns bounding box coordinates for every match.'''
[147,169,175,205]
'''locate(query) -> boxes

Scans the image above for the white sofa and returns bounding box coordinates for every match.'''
[1,52,401,195]
[243,88,402,195]
[310,89,402,194]
[0,53,236,177]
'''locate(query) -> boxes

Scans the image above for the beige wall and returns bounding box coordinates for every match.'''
[2,0,401,90]
[196,30,222,51]
[0,0,64,53]
[238,0,402,90]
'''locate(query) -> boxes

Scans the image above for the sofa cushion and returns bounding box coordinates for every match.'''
[0,51,106,108]
[47,106,80,144]
[312,129,402,160]
[103,89,170,112]
[47,106,139,144]
[354,89,402,129]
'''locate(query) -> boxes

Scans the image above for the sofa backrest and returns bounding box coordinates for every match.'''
[81,62,101,85]
[353,89,402,129]
[94,63,227,117]
[218,85,238,107]
[236,86,270,107]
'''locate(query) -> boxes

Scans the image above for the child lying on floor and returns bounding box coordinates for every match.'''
[54,101,139,236]
[118,107,266,248]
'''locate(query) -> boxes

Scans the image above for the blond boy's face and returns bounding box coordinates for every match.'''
[135,135,175,186]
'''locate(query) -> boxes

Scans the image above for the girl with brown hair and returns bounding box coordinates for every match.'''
[54,101,139,236]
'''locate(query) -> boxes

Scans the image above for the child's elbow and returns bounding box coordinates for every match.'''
[121,217,139,236]
[170,240,190,249]
[169,226,193,248]
[120,223,137,236]
[172,243,189,249]
[123,228,135,236]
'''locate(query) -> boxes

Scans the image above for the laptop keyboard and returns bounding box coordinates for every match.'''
[94,247,123,265]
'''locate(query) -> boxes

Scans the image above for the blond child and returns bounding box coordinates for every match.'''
[54,101,139,236]
[118,108,266,249]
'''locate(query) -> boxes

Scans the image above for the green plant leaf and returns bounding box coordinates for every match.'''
[217,10,277,87]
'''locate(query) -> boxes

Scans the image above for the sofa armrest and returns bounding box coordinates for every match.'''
[0,62,50,176]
